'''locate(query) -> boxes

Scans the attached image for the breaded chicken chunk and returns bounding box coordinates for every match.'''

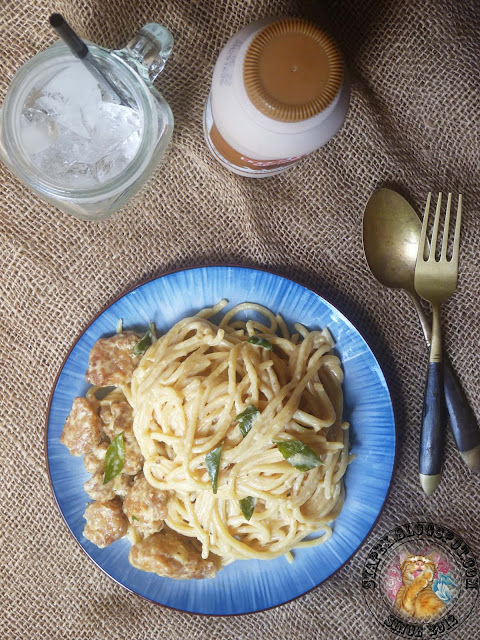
[83,499,128,548]
[123,472,168,536]
[60,397,101,456]
[129,528,216,579]
[85,332,141,386]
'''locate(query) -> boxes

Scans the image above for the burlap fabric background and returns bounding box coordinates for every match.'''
[1,0,479,638]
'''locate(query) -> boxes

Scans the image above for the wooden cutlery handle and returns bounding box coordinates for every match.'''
[419,361,446,495]
[443,355,480,473]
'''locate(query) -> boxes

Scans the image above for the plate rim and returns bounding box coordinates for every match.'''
[44,263,397,616]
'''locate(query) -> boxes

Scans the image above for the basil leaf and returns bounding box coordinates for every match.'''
[247,335,273,350]
[131,515,139,522]
[235,405,259,438]
[133,322,156,356]
[103,432,124,484]
[274,439,324,472]
[239,496,257,520]
[205,444,223,494]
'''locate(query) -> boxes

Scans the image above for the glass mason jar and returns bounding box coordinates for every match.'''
[0,24,174,221]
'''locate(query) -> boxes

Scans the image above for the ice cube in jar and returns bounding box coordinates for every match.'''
[20,62,143,188]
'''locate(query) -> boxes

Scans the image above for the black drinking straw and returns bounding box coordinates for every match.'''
[49,13,130,106]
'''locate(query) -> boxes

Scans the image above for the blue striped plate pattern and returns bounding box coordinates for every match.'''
[46,266,395,615]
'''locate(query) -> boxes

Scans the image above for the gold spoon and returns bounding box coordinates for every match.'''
[363,188,480,475]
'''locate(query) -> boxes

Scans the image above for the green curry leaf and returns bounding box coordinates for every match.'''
[274,439,324,472]
[205,444,223,494]
[133,322,156,356]
[247,335,273,350]
[239,496,257,520]
[103,432,125,484]
[235,405,259,438]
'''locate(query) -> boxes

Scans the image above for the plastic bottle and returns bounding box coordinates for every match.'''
[203,17,350,177]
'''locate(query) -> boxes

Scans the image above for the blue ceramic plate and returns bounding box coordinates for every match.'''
[46,266,395,615]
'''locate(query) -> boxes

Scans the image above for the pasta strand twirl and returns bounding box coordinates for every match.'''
[130,301,350,565]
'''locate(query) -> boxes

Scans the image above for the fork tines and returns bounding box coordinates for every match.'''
[419,192,462,264]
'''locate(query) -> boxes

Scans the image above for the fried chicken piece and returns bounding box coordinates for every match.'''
[84,472,133,501]
[129,528,217,579]
[111,473,134,498]
[85,331,141,386]
[83,442,109,474]
[83,499,128,548]
[123,472,168,536]
[122,431,144,476]
[60,397,102,456]
[102,401,133,439]
[99,403,113,427]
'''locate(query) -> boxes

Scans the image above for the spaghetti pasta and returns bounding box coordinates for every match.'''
[129,300,351,566]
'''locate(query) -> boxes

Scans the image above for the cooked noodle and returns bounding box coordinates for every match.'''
[128,300,350,564]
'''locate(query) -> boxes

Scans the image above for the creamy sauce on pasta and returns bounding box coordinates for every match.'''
[127,300,350,565]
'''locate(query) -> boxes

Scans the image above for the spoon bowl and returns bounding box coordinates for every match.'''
[363,188,421,295]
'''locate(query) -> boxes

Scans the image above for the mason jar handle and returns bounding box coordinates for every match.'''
[115,23,173,83]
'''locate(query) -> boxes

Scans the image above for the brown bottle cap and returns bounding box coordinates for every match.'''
[243,18,343,122]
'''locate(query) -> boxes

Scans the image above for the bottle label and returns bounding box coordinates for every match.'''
[203,96,306,175]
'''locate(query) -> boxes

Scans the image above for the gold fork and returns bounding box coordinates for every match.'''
[414,192,462,496]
